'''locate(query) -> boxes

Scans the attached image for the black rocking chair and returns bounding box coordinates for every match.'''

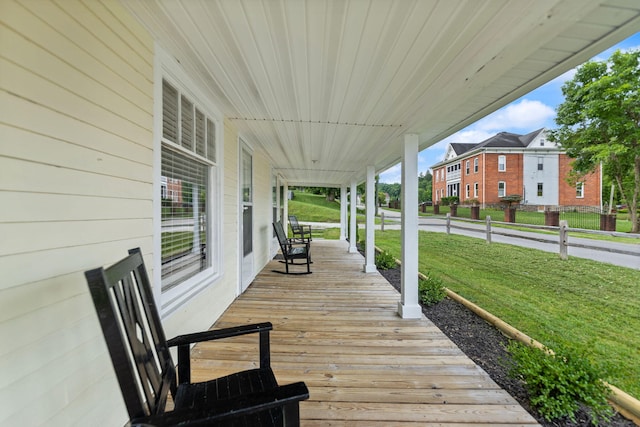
[273,221,312,275]
[288,215,312,242]
[85,248,309,426]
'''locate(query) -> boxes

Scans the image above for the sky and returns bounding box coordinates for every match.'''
[379,32,640,184]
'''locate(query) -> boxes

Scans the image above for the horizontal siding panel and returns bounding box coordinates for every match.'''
[0,157,152,198]
[2,32,151,130]
[0,340,119,426]
[37,0,153,86]
[0,303,97,379]
[0,237,153,291]
[0,192,151,223]
[0,273,86,324]
[0,219,152,257]
[0,126,152,184]
[1,93,152,165]
[1,55,151,146]
[3,0,152,118]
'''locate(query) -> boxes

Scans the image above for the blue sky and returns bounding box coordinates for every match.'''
[379,32,640,184]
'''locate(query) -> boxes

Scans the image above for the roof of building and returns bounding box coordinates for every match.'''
[432,128,546,168]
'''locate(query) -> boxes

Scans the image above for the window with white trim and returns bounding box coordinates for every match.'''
[160,78,219,293]
[498,181,506,197]
[498,155,506,172]
[538,157,544,171]
[465,160,470,175]
[474,182,478,198]
[465,184,470,198]
[537,182,543,197]
[576,182,584,198]
[474,158,478,173]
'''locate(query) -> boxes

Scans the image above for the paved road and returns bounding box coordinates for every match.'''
[303,209,640,270]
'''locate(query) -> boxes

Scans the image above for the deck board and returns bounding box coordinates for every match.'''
[191,240,539,425]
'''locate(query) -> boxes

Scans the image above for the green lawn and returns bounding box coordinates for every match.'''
[374,229,640,399]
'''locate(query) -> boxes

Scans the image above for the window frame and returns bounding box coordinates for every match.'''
[498,181,506,197]
[474,158,478,173]
[154,47,223,315]
[465,184,470,198]
[538,157,544,171]
[465,160,470,175]
[498,155,506,172]
[537,182,543,197]
[576,182,585,198]
[474,182,478,198]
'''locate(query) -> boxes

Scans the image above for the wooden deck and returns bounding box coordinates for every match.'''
[191,240,539,426]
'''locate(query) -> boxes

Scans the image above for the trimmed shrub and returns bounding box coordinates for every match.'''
[375,250,397,270]
[418,274,446,306]
[506,341,613,425]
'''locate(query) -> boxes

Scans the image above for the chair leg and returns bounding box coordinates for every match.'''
[283,402,300,427]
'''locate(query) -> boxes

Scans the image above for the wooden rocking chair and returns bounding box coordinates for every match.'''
[273,222,312,275]
[85,248,308,426]
[288,215,312,242]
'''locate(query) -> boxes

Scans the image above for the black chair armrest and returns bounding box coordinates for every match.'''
[168,322,272,384]
[167,322,272,346]
[129,382,309,427]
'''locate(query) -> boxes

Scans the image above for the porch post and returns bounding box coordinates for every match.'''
[363,165,376,273]
[340,185,347,240]
[398,134,421,318]
[283,182,289,231]
[348,180,358,253]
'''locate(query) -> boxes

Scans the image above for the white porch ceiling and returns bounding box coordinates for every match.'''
[124,0,640,186]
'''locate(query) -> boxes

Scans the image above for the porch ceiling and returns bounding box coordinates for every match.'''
[125,0,640,186]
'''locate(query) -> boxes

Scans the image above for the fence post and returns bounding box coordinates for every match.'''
[559,220,568,260]
[486,215,492,244]
[380,211,384,232]
[446,213,451,234]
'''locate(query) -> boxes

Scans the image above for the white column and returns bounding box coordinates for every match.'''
[283,182,289,231]
[348,180,358,253]
[363,165,376,273]
[340,185,347,240]
[398,134,421,318]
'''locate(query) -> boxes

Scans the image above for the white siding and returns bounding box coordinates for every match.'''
[522,152,560,205]
[0,1,153,425]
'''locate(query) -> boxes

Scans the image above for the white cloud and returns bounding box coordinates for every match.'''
[475,99,555,132]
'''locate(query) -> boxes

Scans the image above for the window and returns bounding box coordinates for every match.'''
[465,160,470,175]
[537,183,543,197]
[540,138,545,146]
[160,78,218,293]
[576,182,584,198]
[498,155,506,172]
[498,181,506,197]
[474,182,478,198]
[474,158,478,173]
[465,184,470,198]
[538,157,543,171]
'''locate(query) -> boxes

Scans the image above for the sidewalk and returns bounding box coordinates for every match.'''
[302,210,640,270]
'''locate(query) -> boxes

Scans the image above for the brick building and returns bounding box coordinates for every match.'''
[431,129,601,208]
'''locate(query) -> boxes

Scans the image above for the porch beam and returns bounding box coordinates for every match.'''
[340,185,347,240]
[398,134,421,318]
[363,165,376,273]
[348,180,358,253]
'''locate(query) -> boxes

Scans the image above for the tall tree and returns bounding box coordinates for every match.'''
[549,50,640,233]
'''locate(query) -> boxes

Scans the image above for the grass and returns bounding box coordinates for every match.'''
[374,229,640,399]
[288,192,379,224]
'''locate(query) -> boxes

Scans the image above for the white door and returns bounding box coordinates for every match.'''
[240,144,253,292]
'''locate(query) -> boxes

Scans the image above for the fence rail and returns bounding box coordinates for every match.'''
[440,214,640,262]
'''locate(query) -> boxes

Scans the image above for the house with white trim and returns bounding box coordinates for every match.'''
[431,129,601,208]
[1,1,638,424]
